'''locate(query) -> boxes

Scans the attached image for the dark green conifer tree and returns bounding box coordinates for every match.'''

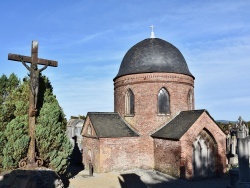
[0,74,9,166]
[1,75,29,169]
[0,74,72,173]
[0,73,28,169]
[36,76,72,174]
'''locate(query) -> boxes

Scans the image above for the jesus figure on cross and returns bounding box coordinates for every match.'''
[21,58,50,114]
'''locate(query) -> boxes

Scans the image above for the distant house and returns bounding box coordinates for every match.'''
[66,117,85,151]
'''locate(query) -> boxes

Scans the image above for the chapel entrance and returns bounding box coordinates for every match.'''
[192,129,217,179]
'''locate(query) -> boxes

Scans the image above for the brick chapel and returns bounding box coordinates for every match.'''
[81,31,227,179]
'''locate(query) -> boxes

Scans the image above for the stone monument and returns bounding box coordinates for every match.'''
[236,135,250,188]
[227,117,250,188]
[227,117,249,166]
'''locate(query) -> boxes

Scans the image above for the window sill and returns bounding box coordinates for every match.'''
[157,113,171,116]
[125,114,135,117]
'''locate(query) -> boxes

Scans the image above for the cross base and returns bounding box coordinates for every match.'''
[19,154,43,169]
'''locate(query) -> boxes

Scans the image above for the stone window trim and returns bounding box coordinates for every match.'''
[125,88,135,116]
[157,87,171,115]
[157,113,171,116]
[188,89,194,110]
[125,114,135,117]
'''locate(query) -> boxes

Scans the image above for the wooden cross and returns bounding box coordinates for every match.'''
[8,41,58,67]
[8,41,58,112]
[8,41,58,167]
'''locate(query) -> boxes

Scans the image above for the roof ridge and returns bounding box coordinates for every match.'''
[88,112,117,115]
[181,109,206,113]
[151,110,205,140]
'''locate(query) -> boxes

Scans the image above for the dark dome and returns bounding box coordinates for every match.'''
[114,38,194,80]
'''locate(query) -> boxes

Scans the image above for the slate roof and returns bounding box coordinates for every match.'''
[114,38,194,80]
[151,110,213,140]
[87,112,139,138]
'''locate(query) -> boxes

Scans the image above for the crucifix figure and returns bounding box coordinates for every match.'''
[21,56,48,114]
[8,41,58,167]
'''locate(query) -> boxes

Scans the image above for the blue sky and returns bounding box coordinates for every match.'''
[0,1,249,121]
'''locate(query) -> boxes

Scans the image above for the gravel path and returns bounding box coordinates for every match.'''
[68,169,230,188]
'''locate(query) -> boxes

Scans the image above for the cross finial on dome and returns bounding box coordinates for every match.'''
[150,25,155,38]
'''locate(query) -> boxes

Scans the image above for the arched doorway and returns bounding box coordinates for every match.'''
[192,129,217,179]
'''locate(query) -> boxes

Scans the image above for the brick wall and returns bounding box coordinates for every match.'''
[113,72,195,173]
[82,137,100,172]
[154,138,181,177]
[99,137,141,172]
[179,112,226,179]
[83,136,156,173]
[114,72,194,135]
[82,116,155,173]
[82,116,100,172]
[153,112,226,179]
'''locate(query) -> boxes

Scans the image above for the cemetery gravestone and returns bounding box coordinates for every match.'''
[227,117,250,188]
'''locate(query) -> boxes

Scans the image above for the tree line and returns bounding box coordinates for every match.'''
[217,121,250,133]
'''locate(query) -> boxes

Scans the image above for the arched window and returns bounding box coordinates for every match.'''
[125,89,135,115]
[158,88,170,114]
[192,129,217,178]
[188,89,194,110]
